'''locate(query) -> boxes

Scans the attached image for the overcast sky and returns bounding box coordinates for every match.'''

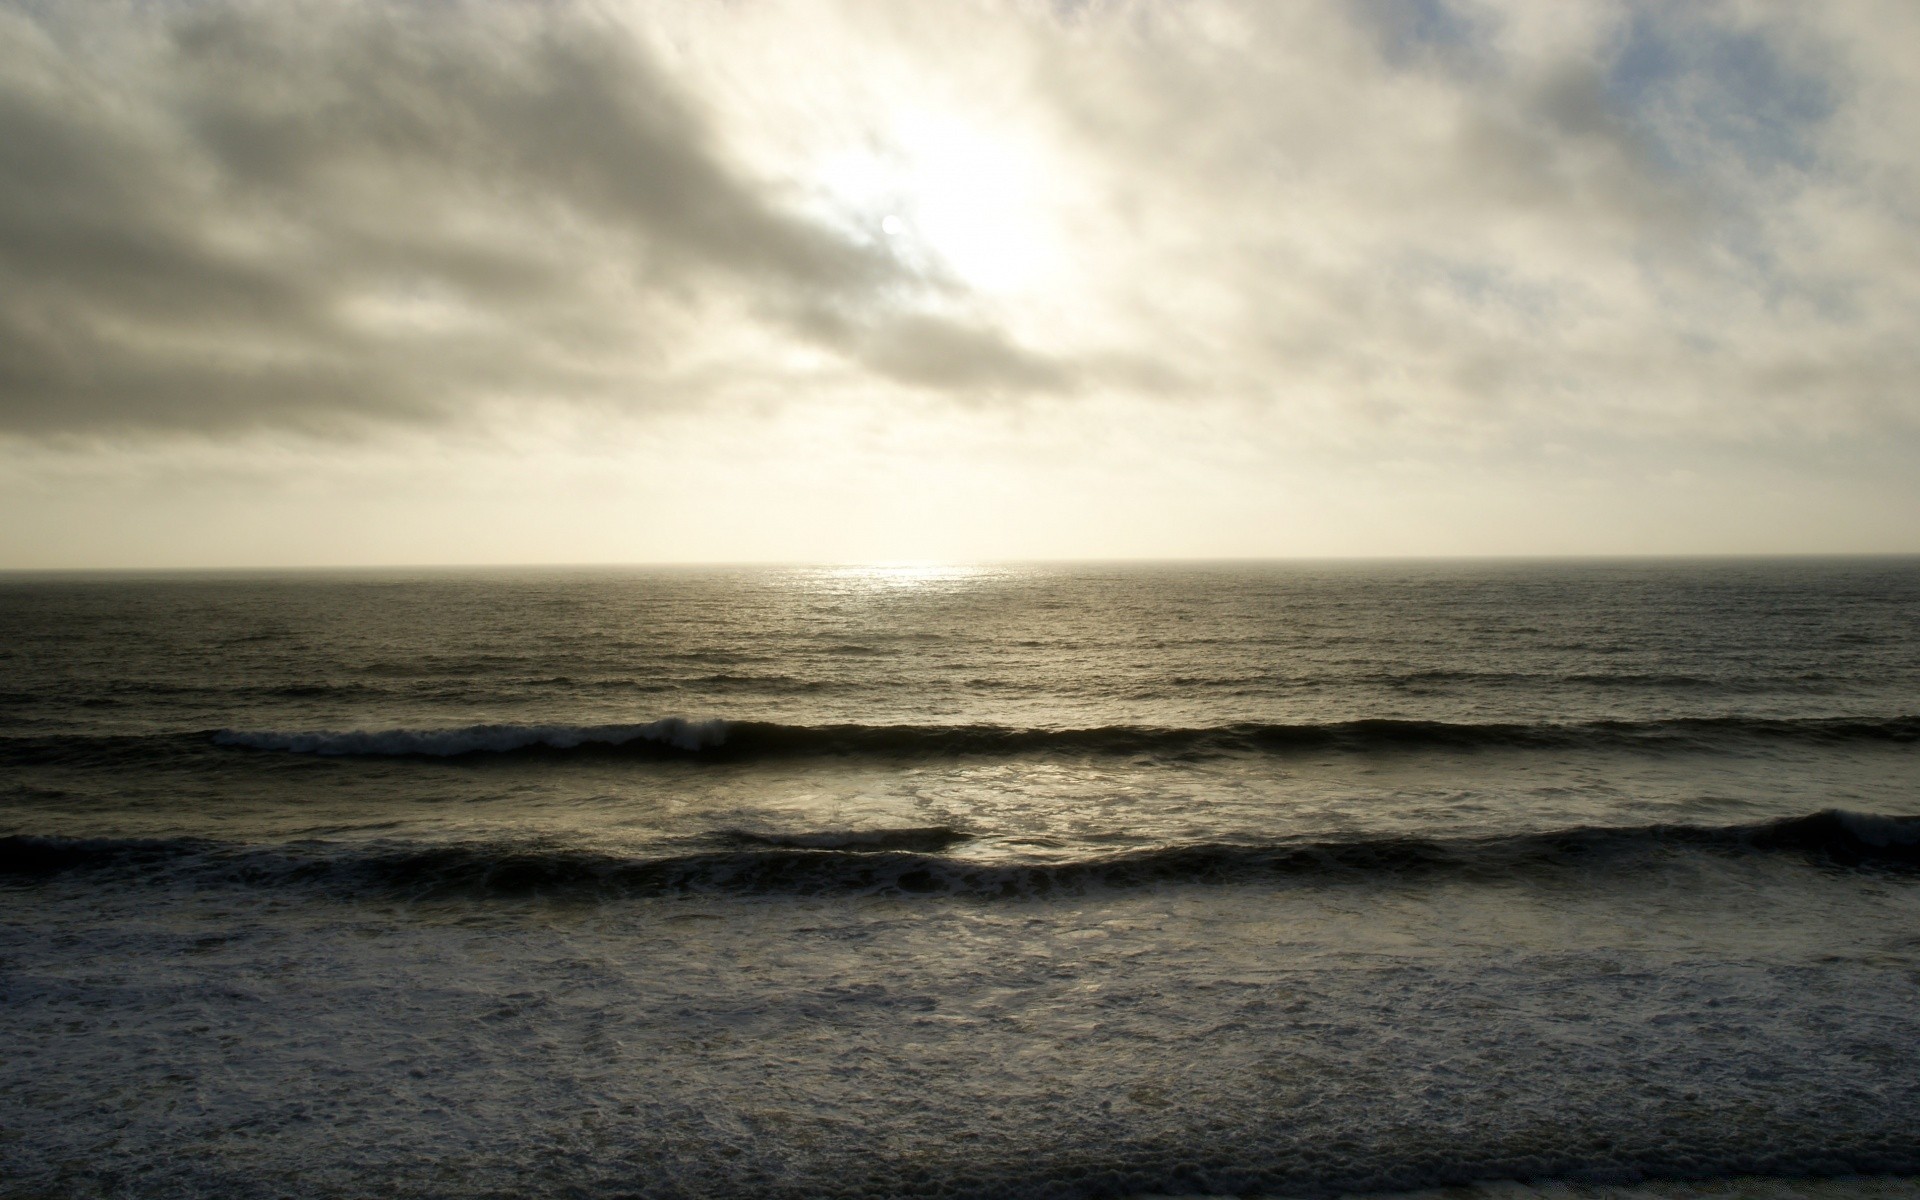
[3,0,1916,567]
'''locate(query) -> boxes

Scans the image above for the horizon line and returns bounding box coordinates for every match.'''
[5,551,1919,576]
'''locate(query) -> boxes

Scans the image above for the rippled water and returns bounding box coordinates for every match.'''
[3,559,1918,1198]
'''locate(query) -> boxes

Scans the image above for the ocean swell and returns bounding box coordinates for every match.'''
[5,809,1916,897]
[212,716,732,757]
[206,714,1920,761]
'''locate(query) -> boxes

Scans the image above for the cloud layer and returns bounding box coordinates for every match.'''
[3,0,1918,460]
[0,0,1068,435]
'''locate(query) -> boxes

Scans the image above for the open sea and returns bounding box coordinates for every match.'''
[3,558,1919,1200]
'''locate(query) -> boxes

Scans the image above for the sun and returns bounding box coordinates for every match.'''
[815,107,1060,296]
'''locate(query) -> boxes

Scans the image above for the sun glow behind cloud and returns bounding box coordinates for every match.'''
[865,108,1063,296]
[698,3,1088,315]
[0,0,1917,566]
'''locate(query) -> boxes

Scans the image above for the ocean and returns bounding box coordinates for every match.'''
[3,558,1918,1199]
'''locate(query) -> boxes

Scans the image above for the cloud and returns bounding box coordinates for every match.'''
[0,0,1061,435]
[1154,1,1920,442]
[2,0,1917,452]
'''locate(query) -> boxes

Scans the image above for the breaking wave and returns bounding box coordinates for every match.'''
[6,809,1917,897]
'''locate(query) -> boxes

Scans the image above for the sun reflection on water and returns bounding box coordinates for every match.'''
[821,562,987,590]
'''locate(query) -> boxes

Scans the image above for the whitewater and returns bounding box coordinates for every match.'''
[3,559,1918,1199]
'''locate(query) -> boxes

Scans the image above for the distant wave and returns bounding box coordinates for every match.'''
[6,809,1917,897]
[214,716,733,757]
[2,714,1912,771]
[206,715,1920,760]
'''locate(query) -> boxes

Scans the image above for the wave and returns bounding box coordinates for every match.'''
[214,717,734,757]
[5,809,1916,898]
[710,825,973,852]
[206,714,1920,761]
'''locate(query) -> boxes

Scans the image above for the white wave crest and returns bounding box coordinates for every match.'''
[212,718,733,757]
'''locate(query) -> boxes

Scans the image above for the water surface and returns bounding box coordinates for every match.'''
[4,559,1918,1198]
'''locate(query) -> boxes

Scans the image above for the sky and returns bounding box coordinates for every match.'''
[2,0,1917,567]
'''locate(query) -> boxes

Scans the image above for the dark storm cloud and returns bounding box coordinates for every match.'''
[0,1,1060,435]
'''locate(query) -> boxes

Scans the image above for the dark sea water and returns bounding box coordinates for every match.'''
[4,559,1919,1199]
